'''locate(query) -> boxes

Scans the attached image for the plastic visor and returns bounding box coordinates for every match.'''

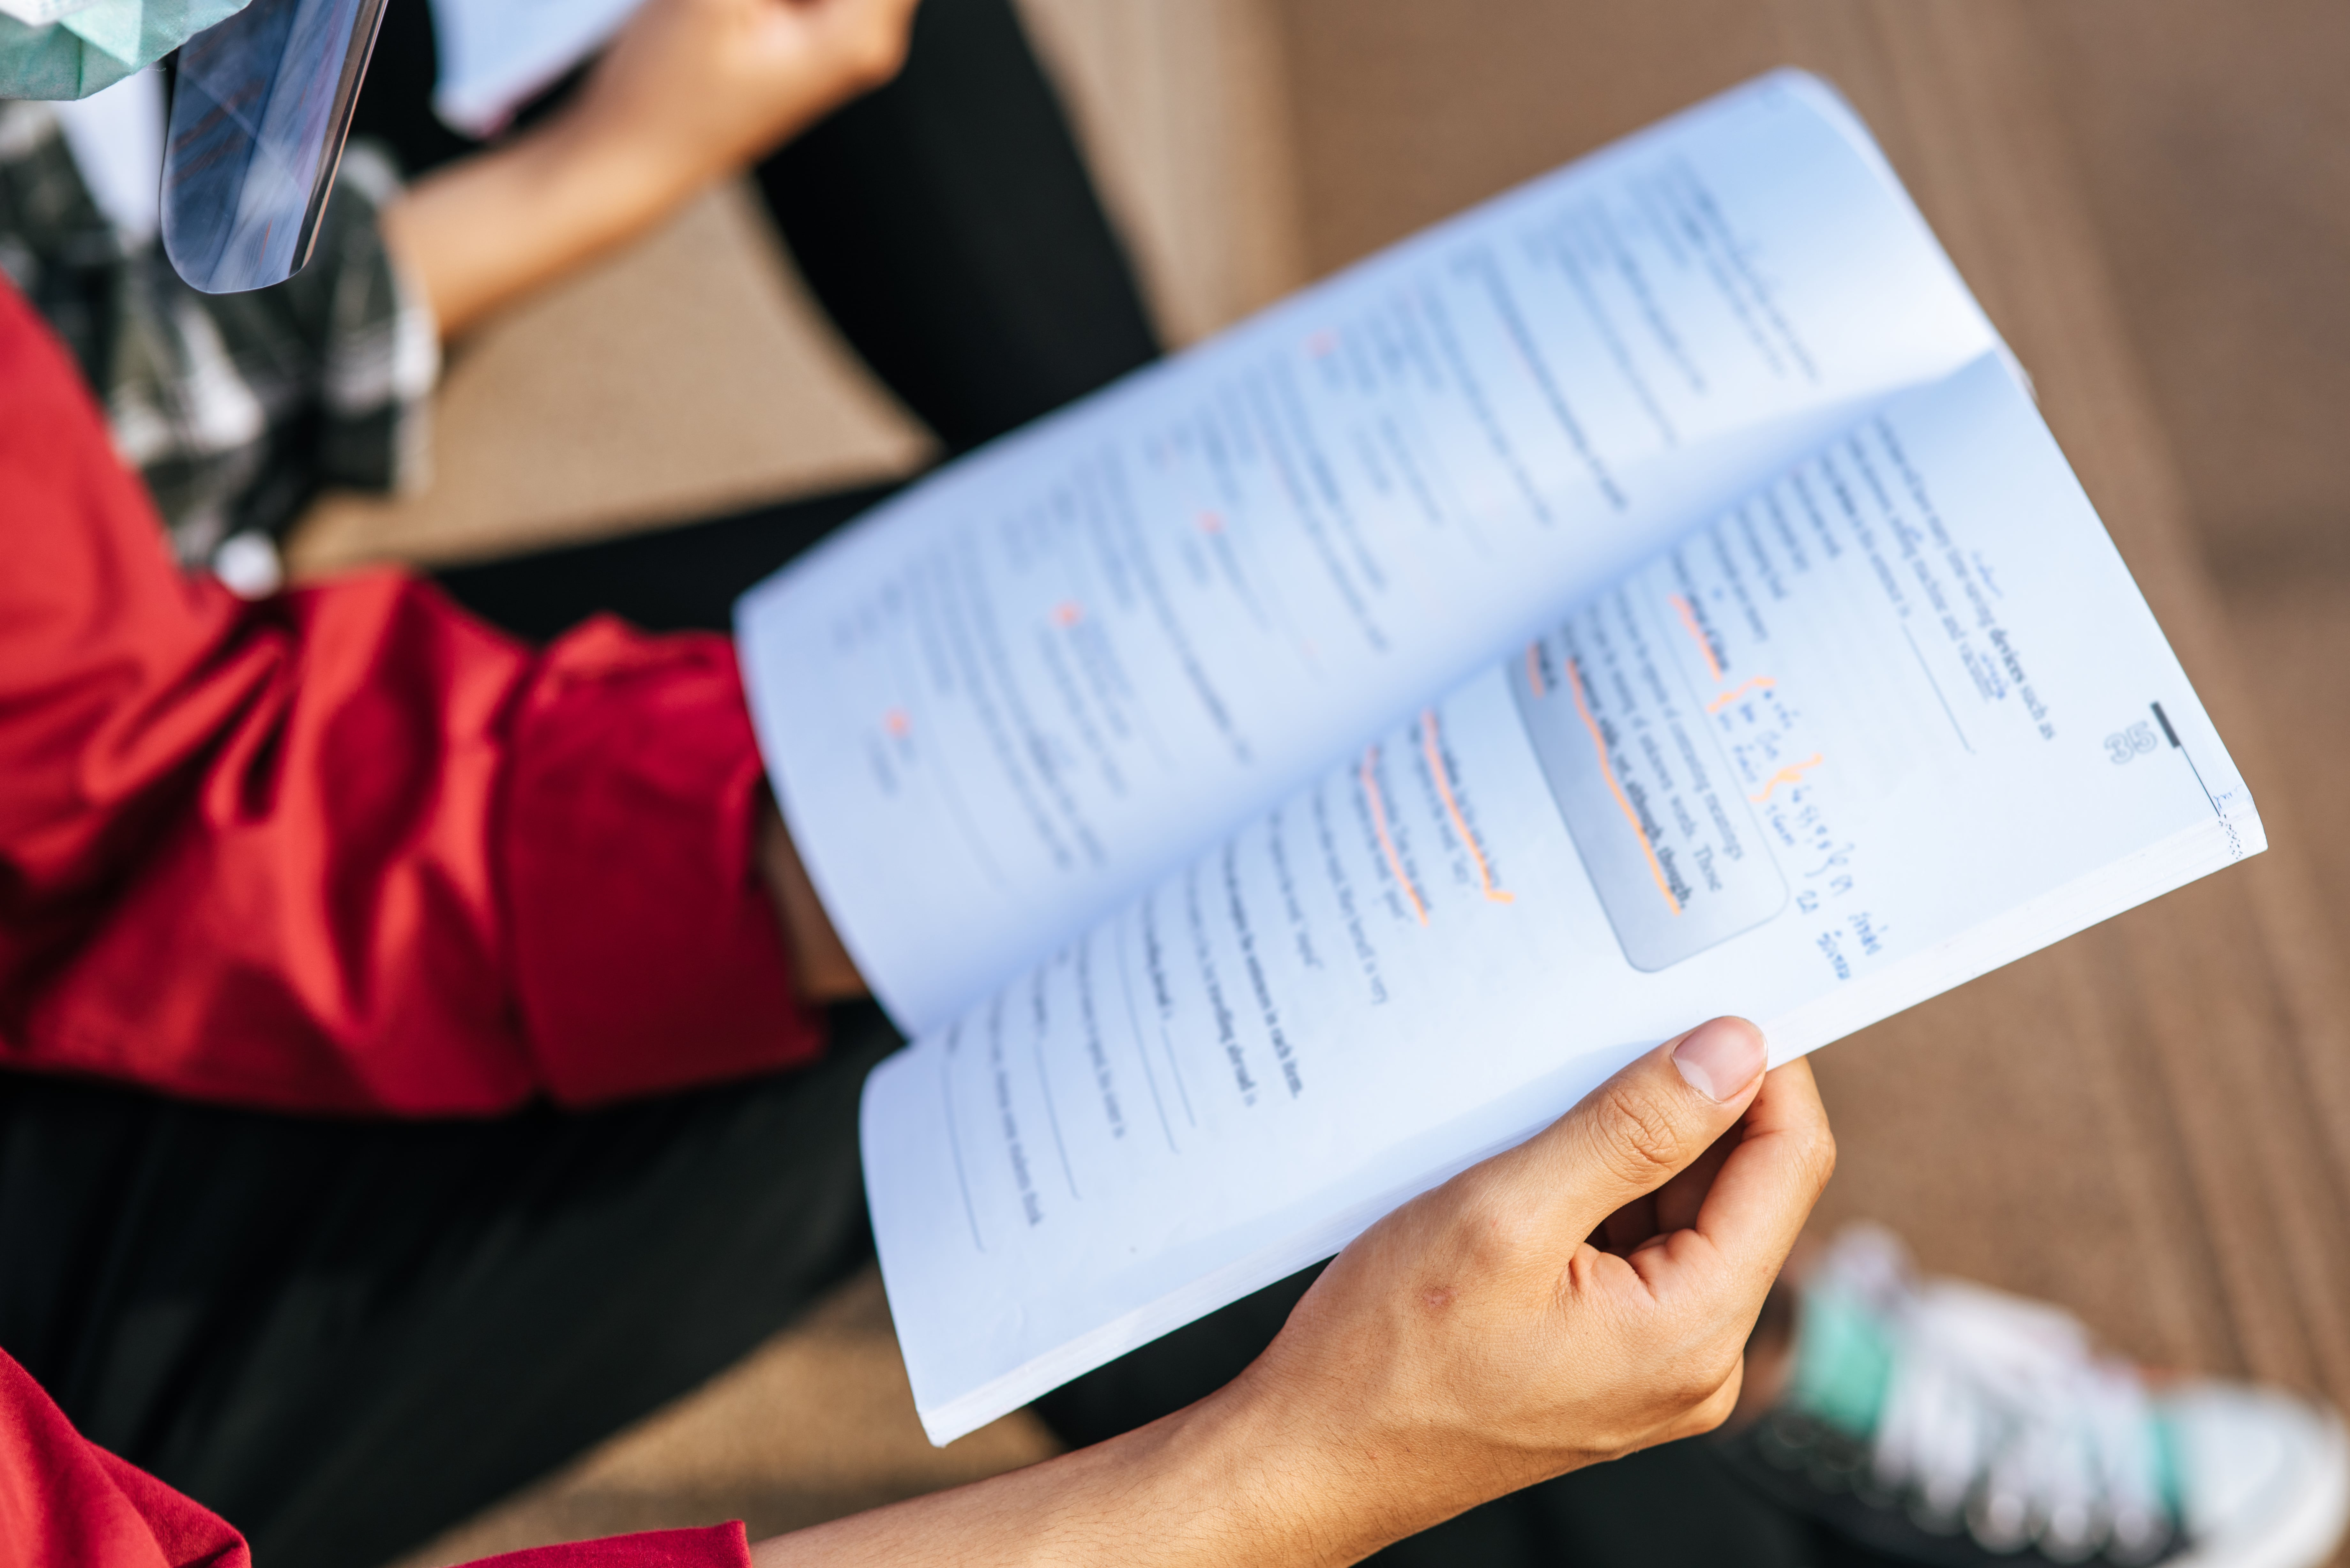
[160,0,388,292]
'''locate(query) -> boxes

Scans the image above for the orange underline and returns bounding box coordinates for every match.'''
[1564,657,1682,917]
[1359,745,1429,926]
[1420,709,1514,905]
[1706,674,1776,714]
[1750,753,1824,803]
[1669,592,1725,682]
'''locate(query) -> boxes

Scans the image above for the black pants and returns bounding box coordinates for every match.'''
[2,8,1830,1566]
[0,1015,894,1568]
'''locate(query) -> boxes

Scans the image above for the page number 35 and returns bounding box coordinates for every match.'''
[2105,720,2158,765]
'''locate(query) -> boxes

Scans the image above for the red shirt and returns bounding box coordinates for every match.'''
[0,274,832,1562]
[0,275,825,1115]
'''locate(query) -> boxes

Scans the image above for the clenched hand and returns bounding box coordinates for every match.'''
[1229,1017,1835,1556]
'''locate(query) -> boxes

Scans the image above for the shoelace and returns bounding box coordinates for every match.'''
[1822,1230,2173,1563]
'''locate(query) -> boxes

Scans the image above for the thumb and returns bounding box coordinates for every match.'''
[1520,1017,1768,1239]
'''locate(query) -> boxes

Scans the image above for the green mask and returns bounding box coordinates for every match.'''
[0,0,252,100]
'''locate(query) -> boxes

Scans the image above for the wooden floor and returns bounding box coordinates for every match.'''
[342,3,2350,1562]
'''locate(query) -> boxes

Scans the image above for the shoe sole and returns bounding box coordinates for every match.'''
[2170,1405,2350,1568]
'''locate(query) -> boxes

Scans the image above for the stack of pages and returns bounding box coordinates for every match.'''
[735,71,2260,1444]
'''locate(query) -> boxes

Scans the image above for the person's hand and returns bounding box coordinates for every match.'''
[383,0,919,338]
[1219,1018,1834,1555]
[570,0,922,194]
[749,1018,1830,1566]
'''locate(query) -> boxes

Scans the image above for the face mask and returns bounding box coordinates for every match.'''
[0,0,250,99]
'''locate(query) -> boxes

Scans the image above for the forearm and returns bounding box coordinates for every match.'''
[747,1382,1413,1568]
[379,115,694,339]
[376,0,917,339]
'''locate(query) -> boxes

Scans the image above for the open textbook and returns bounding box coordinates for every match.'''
[734,71,2261,1444]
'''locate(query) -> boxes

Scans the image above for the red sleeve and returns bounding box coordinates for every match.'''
[0,1348,750,1568]
[460,1527,754,1567]
[0,276,825,1115]
[1,1346,250,1568]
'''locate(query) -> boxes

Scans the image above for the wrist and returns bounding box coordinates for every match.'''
[758,804,866,1003]
[1135,1371,1419,1567]
[382,104,716,338]
[744,1357,1435,1566]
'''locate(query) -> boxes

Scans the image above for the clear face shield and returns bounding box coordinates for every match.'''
[159,0,389,292]
[9,0,619,293]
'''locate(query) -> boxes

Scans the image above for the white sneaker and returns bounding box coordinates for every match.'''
[1719,1224,2350,1568]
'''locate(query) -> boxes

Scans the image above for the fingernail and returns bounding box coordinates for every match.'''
[1672,1017,1766,1104]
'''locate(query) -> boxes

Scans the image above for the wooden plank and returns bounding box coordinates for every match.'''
[1768,0,2350,1404]
[1014,0,1311,344]
[1276,0,2350,1418]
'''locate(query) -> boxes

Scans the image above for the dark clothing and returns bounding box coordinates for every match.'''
[752,0,1162,455]
[0,1019,888,1568]
[435,482,899,641]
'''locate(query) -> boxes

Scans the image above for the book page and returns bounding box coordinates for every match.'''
[739,71,2002,1036]
[862,353,2259,1442]
[427,0,643,135]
